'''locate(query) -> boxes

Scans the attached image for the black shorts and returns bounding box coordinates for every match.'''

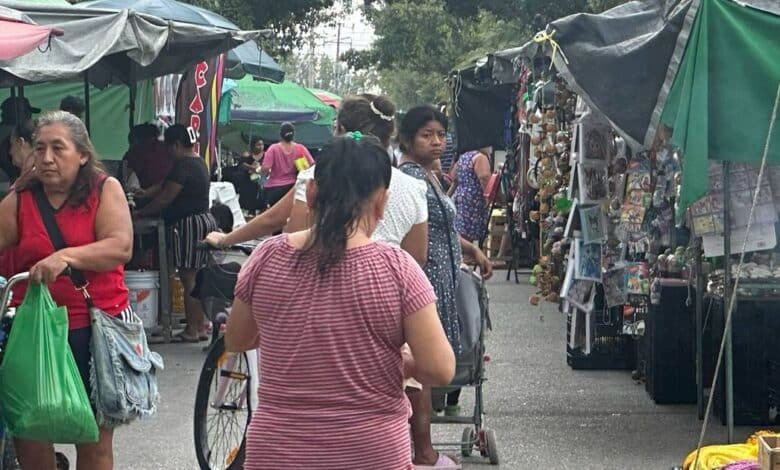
[68,326,93,398]
[264,184,294,209]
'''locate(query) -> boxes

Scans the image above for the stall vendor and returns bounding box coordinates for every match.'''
[134,124,217,342]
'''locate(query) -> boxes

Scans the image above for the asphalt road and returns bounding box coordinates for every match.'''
[58,272,767,469]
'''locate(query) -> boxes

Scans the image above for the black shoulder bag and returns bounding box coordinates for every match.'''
[399,162,488,355]
[33,187,163,427]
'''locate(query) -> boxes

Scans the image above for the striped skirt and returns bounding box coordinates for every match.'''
[170,212,218,270]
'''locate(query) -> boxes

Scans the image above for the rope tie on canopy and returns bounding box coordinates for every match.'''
[532,29,569,69]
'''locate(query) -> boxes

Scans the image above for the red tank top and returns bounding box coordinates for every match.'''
[13,182,129,329]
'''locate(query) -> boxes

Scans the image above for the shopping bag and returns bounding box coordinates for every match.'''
[0,283,99,443]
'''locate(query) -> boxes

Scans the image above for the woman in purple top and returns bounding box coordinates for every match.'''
[261,122,314,209]
[449,148,492,243]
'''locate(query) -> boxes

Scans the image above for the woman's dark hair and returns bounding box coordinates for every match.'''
[279,122,295,142]
[210,202,234,234]
[164,124,195,148]
[398,105,447,153]
[250,136,264,149]
[337,94,396,148]
[305,135,391,273]
[11,118,35,143]
[29,110,106,207]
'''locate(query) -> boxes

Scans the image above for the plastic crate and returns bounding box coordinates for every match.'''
[566,287,636,371]
[645,285,697,404]
[710,297,780,426]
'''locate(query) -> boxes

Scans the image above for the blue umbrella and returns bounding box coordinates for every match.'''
[79,0,285,82]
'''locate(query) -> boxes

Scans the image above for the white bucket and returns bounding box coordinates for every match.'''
[125,270,160,329]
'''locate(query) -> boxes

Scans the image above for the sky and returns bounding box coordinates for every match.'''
[307,0,375,59]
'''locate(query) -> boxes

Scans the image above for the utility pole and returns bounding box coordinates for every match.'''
[335,22,342,92]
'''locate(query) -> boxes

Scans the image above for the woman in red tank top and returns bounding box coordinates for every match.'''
[0,111,133,470]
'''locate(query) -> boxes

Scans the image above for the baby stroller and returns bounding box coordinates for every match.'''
[191,242,259,470]
[431,266,499,465]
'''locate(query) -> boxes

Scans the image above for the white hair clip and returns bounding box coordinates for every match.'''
[186,126,199,144]
[370,101,394,122]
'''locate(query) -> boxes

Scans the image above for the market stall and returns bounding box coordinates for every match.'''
[0,0,262,342]
[452,1,780,466]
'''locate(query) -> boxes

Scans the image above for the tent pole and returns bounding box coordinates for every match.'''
[83,72,91,134]
[217,139,223,181]
[722,160,734,443]
[695,238,704,420]
[128,83,137,129]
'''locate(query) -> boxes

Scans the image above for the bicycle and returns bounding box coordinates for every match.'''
[192,243,259,470]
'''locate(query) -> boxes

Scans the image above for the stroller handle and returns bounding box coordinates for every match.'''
[0,272,30,313]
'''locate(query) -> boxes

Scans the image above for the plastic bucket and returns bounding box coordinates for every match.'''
[124,270,160,329]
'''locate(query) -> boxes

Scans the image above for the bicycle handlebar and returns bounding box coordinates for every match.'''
[0,272,30,312]
[197,241,254,256]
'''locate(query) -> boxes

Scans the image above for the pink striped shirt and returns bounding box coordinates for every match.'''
[235,235,437,470]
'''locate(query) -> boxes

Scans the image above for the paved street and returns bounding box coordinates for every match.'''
[60,272,763,469]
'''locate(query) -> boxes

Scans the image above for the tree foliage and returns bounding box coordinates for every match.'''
[185,0,337,57]
[355,0,627,109]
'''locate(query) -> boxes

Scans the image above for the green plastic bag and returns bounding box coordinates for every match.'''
[0,283,99,443]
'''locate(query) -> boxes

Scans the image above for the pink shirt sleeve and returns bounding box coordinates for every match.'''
[235,239,277,305]
[261,145,280,172]
[298,144,314,166]
[397,251,437,318]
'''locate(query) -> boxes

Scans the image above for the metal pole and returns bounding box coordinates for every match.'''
[128,82,137,129]
[83,72,91,134]
[722,160,734,443]
[695,239,704,420]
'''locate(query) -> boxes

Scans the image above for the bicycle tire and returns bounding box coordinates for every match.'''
[1,432,18,470]
[194,337,252,470]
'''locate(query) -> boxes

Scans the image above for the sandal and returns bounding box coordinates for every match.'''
[414,453,462,469]
[172,332,202,343]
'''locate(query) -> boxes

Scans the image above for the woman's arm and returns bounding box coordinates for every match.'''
[0,192,19,252]
[225,298,259,352]
[260,147,274,177]
[474,152,492,191]
[205,187,295,247]
[30,178,133,283]
[134,180,182,218]
[135,182,163,200]
[459,236,493,280]
[285,199,311,233]
[400,222,428,267]
[446,174,458,197]
[403,302,455,386]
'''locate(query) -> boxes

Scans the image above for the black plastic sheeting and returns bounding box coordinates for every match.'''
[548,0,693,148]
[452,78,514,154]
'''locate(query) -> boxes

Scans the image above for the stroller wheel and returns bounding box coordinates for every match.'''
[483,428,499,465]
[461,427,475,457]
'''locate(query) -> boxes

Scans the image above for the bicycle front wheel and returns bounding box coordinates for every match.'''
[194,337,253,470]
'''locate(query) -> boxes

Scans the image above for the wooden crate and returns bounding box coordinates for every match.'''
[488,208,507,229]
[760,435,780,470]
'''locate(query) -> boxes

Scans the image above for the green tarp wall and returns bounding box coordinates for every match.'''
[1,81,155,160]
[661,0,780,218]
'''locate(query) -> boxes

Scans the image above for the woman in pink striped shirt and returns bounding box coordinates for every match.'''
[225,134,456,469]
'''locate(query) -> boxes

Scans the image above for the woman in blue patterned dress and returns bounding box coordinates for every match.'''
[399,105,492,469]
[449,148,492,243]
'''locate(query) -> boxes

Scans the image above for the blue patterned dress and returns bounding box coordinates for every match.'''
[453,151,488,242]
[400,162,462,353]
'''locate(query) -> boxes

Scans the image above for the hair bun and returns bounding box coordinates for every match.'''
[372,96,396,118]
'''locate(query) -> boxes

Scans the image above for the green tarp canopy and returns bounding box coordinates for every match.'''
[218,77,336,152]
[0,81,155,160]
[660,0,780,219]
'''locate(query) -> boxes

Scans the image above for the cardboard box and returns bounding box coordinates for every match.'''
[759,435,780,470]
